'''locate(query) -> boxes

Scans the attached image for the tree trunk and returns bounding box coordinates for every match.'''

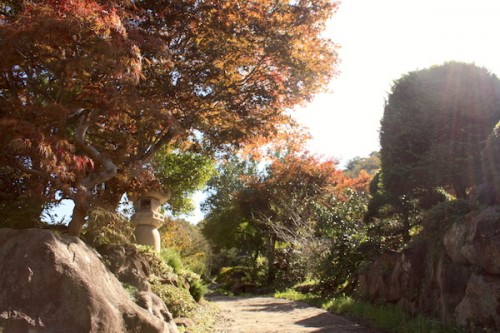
[266,235,276,285]
[402,211,411,243]
[67,187,90,236]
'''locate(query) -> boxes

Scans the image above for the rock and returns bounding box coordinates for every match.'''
[436,253,470,325]
[455,273,500,331]
[461,207,500,274]
[469,184,497,206]
[443,219,469,264]
[173,317,195,330]
[360,251,399,302]
[401,243,427,299]
[388,242,427,303]
[0,228,178,333]
[135,292,178,333]
[415,254,441,318]
[97,244,151,292]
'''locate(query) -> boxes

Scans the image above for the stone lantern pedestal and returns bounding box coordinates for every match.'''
[131,191,169,251]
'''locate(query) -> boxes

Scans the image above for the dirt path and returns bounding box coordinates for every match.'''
[208,295,377,333]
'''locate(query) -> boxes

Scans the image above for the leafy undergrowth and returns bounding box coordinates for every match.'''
[275,289,465,333]
[186,300,219,333]
[135,245,217,331]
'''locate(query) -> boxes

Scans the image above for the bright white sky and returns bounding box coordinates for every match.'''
[49,0,500,224]
[293,0,500,166]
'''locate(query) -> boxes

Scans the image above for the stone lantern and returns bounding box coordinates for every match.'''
[131,191,169,251]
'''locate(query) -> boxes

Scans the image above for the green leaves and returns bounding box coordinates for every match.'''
[381,62,500,199]
[152,148,215,215]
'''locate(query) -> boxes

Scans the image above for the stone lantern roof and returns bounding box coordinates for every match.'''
[131,191,170,229]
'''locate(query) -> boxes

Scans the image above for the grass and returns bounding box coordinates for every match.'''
[275,289,465,333]
[188,300,219,333]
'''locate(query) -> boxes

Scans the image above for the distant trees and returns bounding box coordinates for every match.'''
[344,151,380,177]
[201,157,262,257]
[202,153,371,291]
[0,0,338,235]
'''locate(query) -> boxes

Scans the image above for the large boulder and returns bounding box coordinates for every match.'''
[455,273,500,331]
[358,251,398,302]
[359,206,500,331]
[0,228,178,333]
[461,207,500,275]
[97,244,152,292]
[443,219,469,264]
[435,253,470,325]
[388,242,427,304]
[468,183,497,206]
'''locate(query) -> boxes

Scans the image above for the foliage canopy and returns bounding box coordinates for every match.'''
[380,62,500,200]
[0,0,338,234]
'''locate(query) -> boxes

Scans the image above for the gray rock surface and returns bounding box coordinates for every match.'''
[455,274,500,330]
[461,207,500,275]
[97,244,152,292]
[0,228,178,333]
[359,206,500,331]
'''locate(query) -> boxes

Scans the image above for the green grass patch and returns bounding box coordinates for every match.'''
[275,289,465,333]
[188,300,219,333]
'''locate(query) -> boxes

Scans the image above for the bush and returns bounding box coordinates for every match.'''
[189,278,207,302]
[82,207,134,246]
[421,200,471,242]
[179,270,207,301]
[217,266,253,287]
[138,245,207,303]
[151,284,197,318]
[182,252,209,277]
[160,248,183,274]
[136,245,177,282]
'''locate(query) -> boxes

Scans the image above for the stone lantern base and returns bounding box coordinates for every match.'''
[134,224,161,252]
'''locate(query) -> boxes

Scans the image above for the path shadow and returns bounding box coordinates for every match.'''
[295,312,375,333]
[245,300,310,313]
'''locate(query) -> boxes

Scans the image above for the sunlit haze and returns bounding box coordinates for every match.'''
[293,0,500,165]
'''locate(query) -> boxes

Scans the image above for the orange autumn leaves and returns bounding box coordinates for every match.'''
[0,0,339,234]
[239,153,371,223]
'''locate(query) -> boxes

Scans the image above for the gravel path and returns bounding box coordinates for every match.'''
[209,295,378,333]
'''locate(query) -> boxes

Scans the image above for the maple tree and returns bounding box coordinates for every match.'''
[0,0,338,235]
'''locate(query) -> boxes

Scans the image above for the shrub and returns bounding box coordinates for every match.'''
[420,199,471,244]
[136,245,177,282]
[179,270,206,302]
[122,283,138,302]
[160,248,183,274]
[189,278,207,302]
[151,284,197,318]
[182,252,209,277]
[217,266,253,287]
[82,207,134,246]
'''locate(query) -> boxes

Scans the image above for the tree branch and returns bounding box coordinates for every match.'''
[74,112,118,189]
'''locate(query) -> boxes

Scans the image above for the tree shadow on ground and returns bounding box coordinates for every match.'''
[295,312,375,333]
